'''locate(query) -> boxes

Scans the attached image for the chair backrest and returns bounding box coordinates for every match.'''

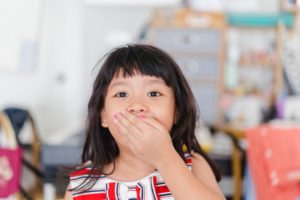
[3,108,40,146]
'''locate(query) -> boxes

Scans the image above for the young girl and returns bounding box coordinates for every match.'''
[64,44,225,200]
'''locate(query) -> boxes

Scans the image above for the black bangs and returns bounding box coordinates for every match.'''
[100,44,174,86]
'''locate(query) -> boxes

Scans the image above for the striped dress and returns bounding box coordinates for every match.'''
[69,153,192,200]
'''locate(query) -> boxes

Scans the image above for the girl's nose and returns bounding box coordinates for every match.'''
[127,101,148,113]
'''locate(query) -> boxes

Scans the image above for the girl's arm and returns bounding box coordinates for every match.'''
[64,184,72,200]
[156,150,225,200]
[192,153,225,197]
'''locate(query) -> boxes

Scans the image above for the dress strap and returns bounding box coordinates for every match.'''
[184,152,192,170]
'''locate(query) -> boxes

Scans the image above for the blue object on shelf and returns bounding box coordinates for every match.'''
[226,12,294,28]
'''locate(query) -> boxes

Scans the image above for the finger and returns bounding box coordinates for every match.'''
[140,117,169,135]
[114,112,142,140]
[113,116,139,143]
[121,111,144,129]
[121,111,152,132]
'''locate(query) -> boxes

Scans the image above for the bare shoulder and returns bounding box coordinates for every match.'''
[191,152,215,179]
[191,152,224,196]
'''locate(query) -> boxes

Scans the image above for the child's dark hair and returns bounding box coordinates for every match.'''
[73,44,220,191]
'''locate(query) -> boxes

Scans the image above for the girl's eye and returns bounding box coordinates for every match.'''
[115,92,128,97]
[148,91,161,97]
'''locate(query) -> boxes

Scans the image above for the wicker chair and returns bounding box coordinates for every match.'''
[2,108,43,200]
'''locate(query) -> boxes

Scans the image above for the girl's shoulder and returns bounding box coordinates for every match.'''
[190,152,206,163]
[190,152,225,196]
[184,151,212,170]
[190,152,216,178]
[190,152,214,168]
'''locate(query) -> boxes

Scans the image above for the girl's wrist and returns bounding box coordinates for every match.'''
[154,147,182,170]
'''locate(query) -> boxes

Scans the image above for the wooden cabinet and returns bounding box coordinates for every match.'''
[148,9,226,126]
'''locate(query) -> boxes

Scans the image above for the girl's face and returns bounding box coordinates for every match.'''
[100,71,176,147]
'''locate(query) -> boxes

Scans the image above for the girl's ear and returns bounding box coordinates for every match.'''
[100,109,108,128]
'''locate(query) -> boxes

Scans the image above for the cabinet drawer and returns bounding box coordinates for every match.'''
[175,57,219,79]
[190,84,219,125]
[154,28,221,53]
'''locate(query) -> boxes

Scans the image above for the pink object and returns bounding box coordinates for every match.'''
[0,147,22,197]
[246,125,300,200]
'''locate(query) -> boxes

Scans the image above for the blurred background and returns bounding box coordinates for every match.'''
[1,0,300,199]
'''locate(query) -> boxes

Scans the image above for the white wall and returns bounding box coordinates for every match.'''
[82,5,156,99]
[39,0,84,140]
[0,0,178,142]
[0,0,84,141]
